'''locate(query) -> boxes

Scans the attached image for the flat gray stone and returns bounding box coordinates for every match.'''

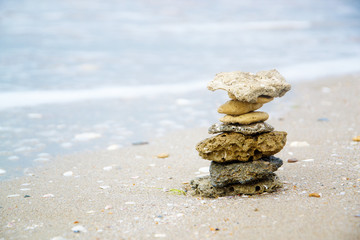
[210,156,283,187]
[189,174,282,198]
[208,122,274,135]
[207,69,291,103]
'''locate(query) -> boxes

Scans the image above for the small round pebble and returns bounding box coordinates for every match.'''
[352,135,360,142]
[287,158,298,163]
[309,193,321,198]
[157,153,169,158]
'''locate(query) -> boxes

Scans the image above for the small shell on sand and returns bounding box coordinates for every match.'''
[352,135,360,141]
[7,194,20,198]
[42,194,55,198]
[157,153,169,158]
[309,193,321,198]
[63,171,73,177]
[72,225,87,233]
[287,158,298,163]
[103,166,113,171]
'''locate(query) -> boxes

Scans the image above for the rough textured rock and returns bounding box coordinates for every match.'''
[217,100,263,115]
[196,131,287,162]
[208,122,274,135]
[189,174,282,198]
[208,69,291,103]
[210,156,283,187]
[220,111,269,125]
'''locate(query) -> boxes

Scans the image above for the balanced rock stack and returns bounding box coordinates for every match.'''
[190,69,291,198]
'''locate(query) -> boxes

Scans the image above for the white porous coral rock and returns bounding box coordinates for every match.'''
[207,69,291,103]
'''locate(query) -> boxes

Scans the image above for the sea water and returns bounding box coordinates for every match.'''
[0,0,360,179]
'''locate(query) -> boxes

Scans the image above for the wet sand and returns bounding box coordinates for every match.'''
[1,74,360,239]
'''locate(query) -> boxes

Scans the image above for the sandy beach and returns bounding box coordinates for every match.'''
[1,74,360,240]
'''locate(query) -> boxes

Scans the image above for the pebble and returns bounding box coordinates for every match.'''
[71,225,87,233]
[0,169,6,175]
[24,195,31,198]
[99,185,110,189]
[217,100,263,115]
[308,193,321,198]
[220,111,269,125]
[103,166,113,171]
[125,201,136,205]
[63,171,73,177]
[7,194,20,198]
[20,188,31,191]
[317,117,329,122]
[287,158,298,163]
[104,205,113,210]
[256,96,274,103]
[352,136,360,142]
[157,153,169,158]
[42,194,55,198]
[290,141,310,147]
[302,159,314,162]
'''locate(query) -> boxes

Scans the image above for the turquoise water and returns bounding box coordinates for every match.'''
[0,0,360,179]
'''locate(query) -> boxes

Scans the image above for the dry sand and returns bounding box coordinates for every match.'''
[1,74,360,240]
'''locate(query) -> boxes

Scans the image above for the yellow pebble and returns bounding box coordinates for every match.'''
[157,153,169,158]
[352,136,360,142]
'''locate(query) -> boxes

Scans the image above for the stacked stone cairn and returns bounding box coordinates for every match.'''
[190,69,291,198]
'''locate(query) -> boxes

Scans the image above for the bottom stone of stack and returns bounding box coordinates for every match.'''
[189,174,282,198]
[210,156,283,187]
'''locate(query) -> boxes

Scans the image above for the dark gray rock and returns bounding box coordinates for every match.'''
[209,156,283,187]
[189,174,282,198]
[208,122,274,135]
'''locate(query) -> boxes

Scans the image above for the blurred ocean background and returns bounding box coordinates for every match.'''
[1,0,360,179]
